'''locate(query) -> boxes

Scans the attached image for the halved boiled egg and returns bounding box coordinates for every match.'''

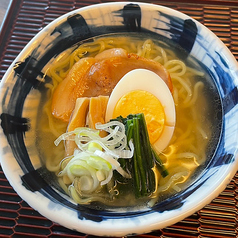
[105,69,176,153]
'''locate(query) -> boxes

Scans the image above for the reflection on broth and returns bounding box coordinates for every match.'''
[37,33,222,209]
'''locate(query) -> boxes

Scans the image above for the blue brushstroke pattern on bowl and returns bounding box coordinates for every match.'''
[0,2,238,236]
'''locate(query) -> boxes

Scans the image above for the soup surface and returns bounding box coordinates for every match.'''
[37,33,222,209]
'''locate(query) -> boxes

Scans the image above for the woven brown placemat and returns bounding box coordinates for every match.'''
[0,0,237,237]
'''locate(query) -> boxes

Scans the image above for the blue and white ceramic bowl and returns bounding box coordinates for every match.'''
[0,2,238,237]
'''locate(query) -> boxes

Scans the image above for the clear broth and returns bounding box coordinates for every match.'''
[36,33,222,210]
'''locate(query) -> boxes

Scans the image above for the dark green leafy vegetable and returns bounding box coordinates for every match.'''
[112,113,169,198]
[151,148,169,178]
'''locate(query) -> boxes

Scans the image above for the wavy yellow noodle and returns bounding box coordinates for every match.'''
[38,35,211,206]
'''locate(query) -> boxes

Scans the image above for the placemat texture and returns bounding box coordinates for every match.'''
[0,0,237,237]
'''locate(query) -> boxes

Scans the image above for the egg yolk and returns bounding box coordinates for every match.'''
[113,90,165,144]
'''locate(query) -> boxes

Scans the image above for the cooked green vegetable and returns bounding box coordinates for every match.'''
[113,113,168,198]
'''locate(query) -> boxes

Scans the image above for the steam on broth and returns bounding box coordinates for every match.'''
[37,33,222,209]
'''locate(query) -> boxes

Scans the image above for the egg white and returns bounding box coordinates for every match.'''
[105,69,176,152]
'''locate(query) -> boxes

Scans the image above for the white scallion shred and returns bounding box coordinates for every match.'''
[54,121,134,197]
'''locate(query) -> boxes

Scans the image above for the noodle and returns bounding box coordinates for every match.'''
[183,81,204,108]
[172,75,193,104]
[38,34,213,207]
[164,60,187,76]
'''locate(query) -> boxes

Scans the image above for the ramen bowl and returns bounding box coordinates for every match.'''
[0,2,238,237]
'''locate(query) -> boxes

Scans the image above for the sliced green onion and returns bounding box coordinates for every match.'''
[100,170,113,186]
[87,142,103,152]
[55,121,134,201]
[87,155,112,171]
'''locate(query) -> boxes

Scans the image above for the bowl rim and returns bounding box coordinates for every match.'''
[1,1,238,236]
